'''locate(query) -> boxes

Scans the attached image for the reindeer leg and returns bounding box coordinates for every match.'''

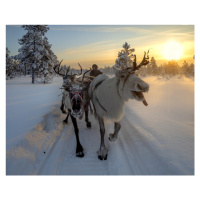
[89,101,93,115]
[63,113,69,125]
[85,103,91,128]
[109,122,121,142]
[97,117,108,160]
[70,114,84,158]
[60,97,67,114]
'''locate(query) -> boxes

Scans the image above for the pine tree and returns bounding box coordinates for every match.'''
[18,25,49,84]
[37,36,58,83]
[164,60,179,76]
[189,63,194,76]
[6,48,14,79]
[182,60,190,76]
[182,60,194,77]
[149,57,158,75]
[115,42,135,69]
[6,48,20,79]
[157,64,165,77]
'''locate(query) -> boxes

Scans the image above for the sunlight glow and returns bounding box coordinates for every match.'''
[163,40,183,60]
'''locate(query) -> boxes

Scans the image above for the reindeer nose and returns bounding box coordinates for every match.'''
[137,84,143,90]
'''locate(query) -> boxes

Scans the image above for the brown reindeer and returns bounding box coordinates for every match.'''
[53,61,92,157]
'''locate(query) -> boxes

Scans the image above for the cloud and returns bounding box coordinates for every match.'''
[49,25,154,34]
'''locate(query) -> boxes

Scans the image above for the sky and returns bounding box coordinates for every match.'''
[6,25,194,68]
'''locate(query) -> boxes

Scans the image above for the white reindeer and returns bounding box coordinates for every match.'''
[89,48,150,160]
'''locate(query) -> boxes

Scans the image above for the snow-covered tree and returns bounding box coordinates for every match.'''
[157,64,165,77]
[100,66,114,75]
[189,63,194,76]
[143,57,158,76]
[6,48,20,79]
[115,42,135,69]
[36,37,58,83]
[149,57,158,75]
[163,60,179,76]
[18,25,55,84]
[6,48,14,79]
[182,60,189,75]
[181,61,194,77]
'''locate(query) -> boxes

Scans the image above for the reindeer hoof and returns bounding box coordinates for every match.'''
[98,155,103,160]
[76,146,84,158]
[97,147,108,161]
[108,133,118,142]
[63,120,68,125]
[76,152,84,158]
[86,122,91,128]
[62,110,67,114]
[98,154,108,160]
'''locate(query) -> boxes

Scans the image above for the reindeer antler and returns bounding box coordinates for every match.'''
[65,66,70,76]
[53,59,66,76]
[133,51,150,71]
[53,59,72,77]
[71,63,83,80]
[78,63,82,75]
[82,69,92,82]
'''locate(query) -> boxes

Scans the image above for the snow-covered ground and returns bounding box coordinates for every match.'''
[6,76,194,175]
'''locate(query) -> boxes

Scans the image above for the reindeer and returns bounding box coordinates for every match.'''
[53,61,92,157]
[89,51,150,160]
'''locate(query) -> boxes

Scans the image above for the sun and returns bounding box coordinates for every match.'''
[163,40,183,60]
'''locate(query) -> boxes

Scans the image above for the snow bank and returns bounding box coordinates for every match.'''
[6,76,63,150]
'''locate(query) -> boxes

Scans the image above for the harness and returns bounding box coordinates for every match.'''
[91,79,107,113]
[71,91,83,102]
[122,71,135,88]
[91,75,125,113]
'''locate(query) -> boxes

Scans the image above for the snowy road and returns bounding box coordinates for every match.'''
[6,104,193,175]
[6,76,194,175]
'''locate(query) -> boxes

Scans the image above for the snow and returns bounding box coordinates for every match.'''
[6,75,194,175]
[6,76,62,150]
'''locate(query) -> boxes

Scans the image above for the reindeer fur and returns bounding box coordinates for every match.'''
[89,74,124,122]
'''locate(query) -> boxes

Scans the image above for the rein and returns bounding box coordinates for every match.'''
[91,79,107,113]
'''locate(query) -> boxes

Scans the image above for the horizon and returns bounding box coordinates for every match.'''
[6,25,194,68]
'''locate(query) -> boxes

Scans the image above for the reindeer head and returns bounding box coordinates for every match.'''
[115,51,150,105]
[54,61,92,117]
[68,88,84,117]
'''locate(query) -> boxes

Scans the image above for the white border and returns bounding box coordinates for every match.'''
[1,0,199,200]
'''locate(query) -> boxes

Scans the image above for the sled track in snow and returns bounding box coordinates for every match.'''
[36,109,111,175]
[36,114,72,175]
[7,105,182,175]
[119,115,179,175]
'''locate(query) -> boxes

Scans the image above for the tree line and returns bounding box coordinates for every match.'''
[100,57,194,78]
[6,26,194,83]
